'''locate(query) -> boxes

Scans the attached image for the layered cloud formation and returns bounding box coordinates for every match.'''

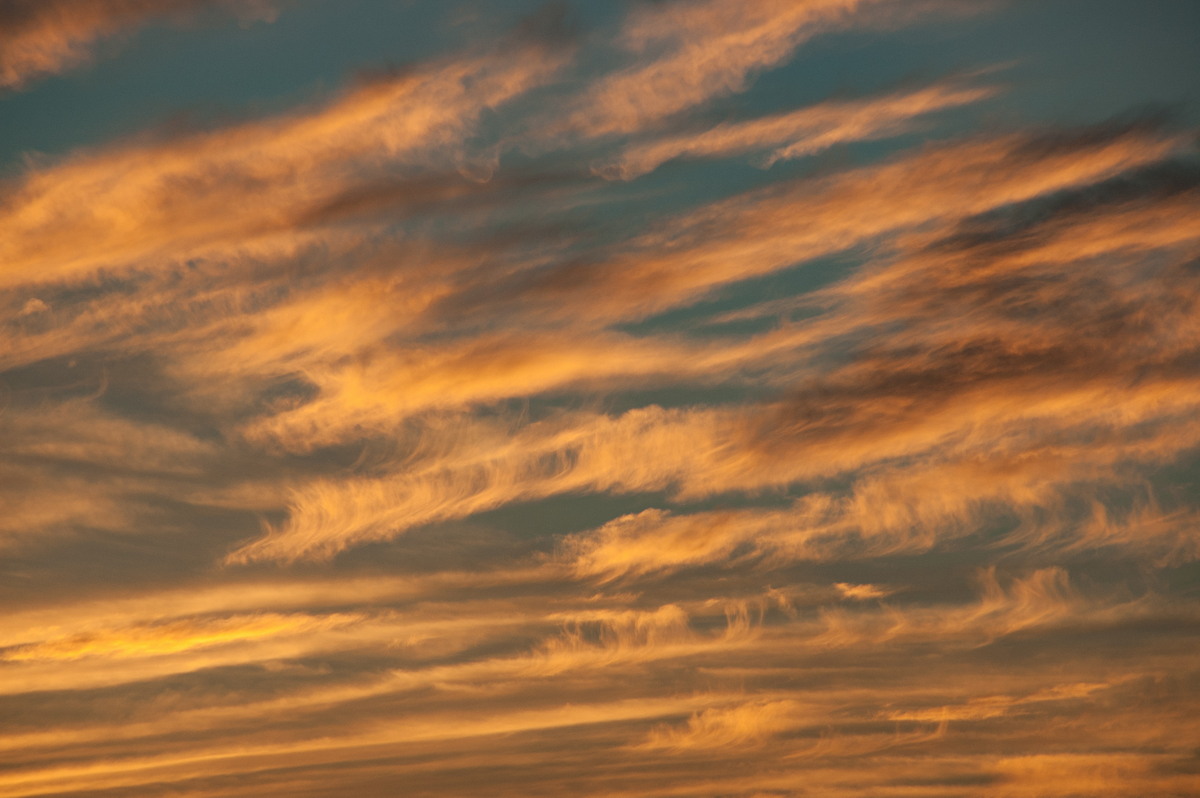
[2,2,1198,796]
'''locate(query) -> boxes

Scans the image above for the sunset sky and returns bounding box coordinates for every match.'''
[2,1,1200,796]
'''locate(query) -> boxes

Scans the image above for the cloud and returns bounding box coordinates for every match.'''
[561,507,771,582]
[1,611,362,662]
[559,419,1200,581]
[553,0,948,139]
[16,297,48,316]
[224,405,736,562]
[0,34,567,289]
[0,397,218,547]
[596,78,997,179]
[237,330,736,450]
[988,753,1200,798]
[0,692,728,798]
[885,678,1129,722]
[835,583,890,600]
[471,118,1186,326]
[541,139,1200,580]
[809,566,1169,650]
[0,0,278,91]
[638,698,802,751]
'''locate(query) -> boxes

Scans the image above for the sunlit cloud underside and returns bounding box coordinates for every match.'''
[2,1,1199,796]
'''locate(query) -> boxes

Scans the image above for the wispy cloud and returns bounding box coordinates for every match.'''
[0,34,566,288]
[553,0,951,139]
[638,698,803,751]
[1,611,362,662]
[0,0,278,91]
[596,78,998,179]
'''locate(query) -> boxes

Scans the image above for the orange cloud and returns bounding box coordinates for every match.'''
[0,398,217,546]
[495,121,1185,325]
[556,0,944,138]
[0,36,566,288]
[638,698,802,751]
[2,611,362,662]
[885,678,1130,722]
[810,566,1167,650]
[597,79,997,179]
[835,583,890,600]
[202,121,1200,567]
[989,753,1200,797]
[0,0,278,91]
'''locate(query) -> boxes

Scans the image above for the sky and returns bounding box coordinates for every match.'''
[1,1,1199,796]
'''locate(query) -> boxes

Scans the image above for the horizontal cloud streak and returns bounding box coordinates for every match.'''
[597,78,997,179]
[2,611,362,662]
